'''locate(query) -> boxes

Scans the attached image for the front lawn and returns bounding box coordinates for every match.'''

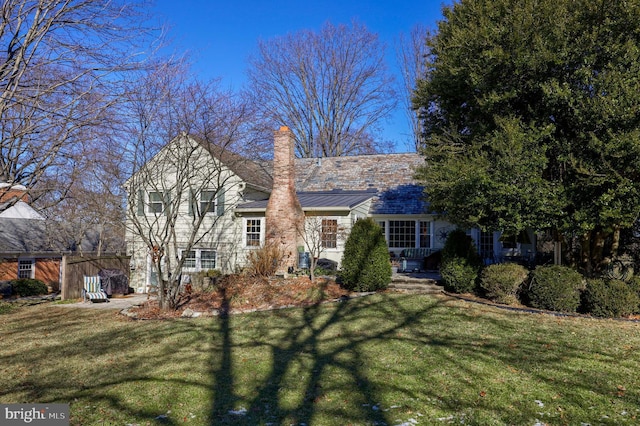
[0,293,638,425]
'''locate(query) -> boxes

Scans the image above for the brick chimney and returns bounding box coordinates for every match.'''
[265,126,304,273]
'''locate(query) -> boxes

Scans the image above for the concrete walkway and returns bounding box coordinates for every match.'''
[53,293,151,310]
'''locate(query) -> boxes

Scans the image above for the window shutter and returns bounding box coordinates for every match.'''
[137,190,145,215]
[188,189,195,216]
[216,188,225,216]
[164,192,171,216]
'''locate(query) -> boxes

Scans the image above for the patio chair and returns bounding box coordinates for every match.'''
[82,275,109,303]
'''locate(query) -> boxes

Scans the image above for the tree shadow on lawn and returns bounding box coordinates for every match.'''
[1,295,637,425]
[0,307,213,425]
[208,290,431,425]
[207,294,640,425]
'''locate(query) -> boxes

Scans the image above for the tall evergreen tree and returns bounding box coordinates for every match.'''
[414,0,640,274]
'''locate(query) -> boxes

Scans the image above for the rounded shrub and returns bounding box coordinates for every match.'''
[340,218,391,292]
[440,257,478,293]
[479,263,529,305]
[11,279,48,297]
[441,229,482,268]
[525,265,583,312]
[582,278,640,318]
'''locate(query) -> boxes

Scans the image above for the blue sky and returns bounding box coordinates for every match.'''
[151,0,452,152]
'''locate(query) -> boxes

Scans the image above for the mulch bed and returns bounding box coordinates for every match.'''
[128,275,350,320]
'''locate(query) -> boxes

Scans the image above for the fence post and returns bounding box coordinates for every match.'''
[60,255,68,300]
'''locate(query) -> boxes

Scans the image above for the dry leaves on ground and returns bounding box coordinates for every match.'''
[130,275,350,320]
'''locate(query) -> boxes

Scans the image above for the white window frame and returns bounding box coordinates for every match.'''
[199,189,217,214]
[419,221,433,248]
[388,220,417,248]
[179,249,217,272]
[321,218,339,249]
[148,191,165,214]
[377,219,433,249]
[243,217,264,248]
[18,258,35,279]
[200,250,217,270]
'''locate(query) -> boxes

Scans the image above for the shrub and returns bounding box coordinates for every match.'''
[191,269,223,292]
[627,275,640,294]
[440,257,478,294]
[582,279,640,318]
[340,218,391,292]
[525,265,583,312]
[479,263,529,305]
[441,229,482,268]
[11,279,48,297]
[245,242,283,277]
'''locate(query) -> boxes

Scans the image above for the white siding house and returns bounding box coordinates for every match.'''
[125,129,528,292]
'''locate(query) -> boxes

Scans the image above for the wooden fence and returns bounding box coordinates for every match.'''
[61,255,130,300]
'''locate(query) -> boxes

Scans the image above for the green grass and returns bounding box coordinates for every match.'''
[1,294,639,425]
[0,301,17,314]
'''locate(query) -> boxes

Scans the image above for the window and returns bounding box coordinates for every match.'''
[388,220,416,248]
[322,219,338,249]
[180,249,216,271]
[18,259,34,279]
[245,218,263,247]
[479,231,494,260]
[201,250,216,269]
[419,221,432,248]
[183,251,196,268]
[200,190,217,213]
[148,191,165,214]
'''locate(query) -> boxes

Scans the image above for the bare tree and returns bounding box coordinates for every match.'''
[297,215,345,282]
[41,134,128,256]
[124,65,257,310]
[397,24,429,151]
[0,0,158,210]
[247,20,397,158]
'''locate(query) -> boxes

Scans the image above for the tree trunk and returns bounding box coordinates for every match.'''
[581,231,592,275]
[610,226,621,259]
[591,229,606,274]
[553,229,563,266]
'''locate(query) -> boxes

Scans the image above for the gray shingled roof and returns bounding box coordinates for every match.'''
[234,153,431,215]
[236,189,376,212]
[193,136,273,191]
[295,154,430,215]
[0,218,59,253]
[0,218,105,255]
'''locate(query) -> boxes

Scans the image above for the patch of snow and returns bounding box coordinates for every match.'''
[394,418,419,426]
[229,407,247,416]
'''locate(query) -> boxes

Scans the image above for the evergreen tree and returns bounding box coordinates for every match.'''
[414,0,640,274]
[340,218,391,292]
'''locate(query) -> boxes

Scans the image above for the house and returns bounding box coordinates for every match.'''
[0,185,62,288]
[125,127,535,292]
[0,184,115,293]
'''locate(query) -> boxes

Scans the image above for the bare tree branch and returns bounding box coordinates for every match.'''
[396,24,429,151]
[247,20,397,158]
[0,0,159,209]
